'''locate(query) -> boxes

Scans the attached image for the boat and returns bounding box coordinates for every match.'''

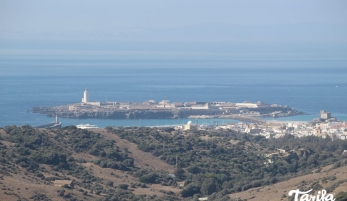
[33,115,62,128]
[76,124,99,129]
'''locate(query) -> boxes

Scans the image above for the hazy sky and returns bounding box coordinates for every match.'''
[0,1,346,72]
[1,0,346,32]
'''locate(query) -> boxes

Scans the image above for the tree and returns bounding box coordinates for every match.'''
[174,168,185,180]
[139,173,158,184]
[200,178,217,195]
[187,166,200,174]
[181,183,201,197]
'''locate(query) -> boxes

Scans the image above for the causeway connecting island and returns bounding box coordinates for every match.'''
[32,89,302,122]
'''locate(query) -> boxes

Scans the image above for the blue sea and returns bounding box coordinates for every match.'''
[1,40,347,127]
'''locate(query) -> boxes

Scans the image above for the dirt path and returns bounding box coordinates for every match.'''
[95,129,175,172]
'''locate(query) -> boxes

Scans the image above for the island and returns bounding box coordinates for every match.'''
[32,89,302,121]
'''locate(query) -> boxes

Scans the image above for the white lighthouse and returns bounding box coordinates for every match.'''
[82,89,89,103]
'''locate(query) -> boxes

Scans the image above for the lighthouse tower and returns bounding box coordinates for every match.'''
[82,89,89,103]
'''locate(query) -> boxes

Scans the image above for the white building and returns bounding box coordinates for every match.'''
[82,89,89,103]
[236,102,258,108]
[159,100,170,105]
[184,121,192,130]
[191,103,209,110]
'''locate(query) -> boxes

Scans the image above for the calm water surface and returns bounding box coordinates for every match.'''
[1,53,346,127]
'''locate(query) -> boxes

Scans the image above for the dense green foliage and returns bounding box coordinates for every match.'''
[107,127,347,197]
[52,126,133,171]
[335,191,347,201]
[1,125,347,200]
[0,125,177,201]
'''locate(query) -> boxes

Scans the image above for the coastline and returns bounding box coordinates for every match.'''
[5,110,346,129]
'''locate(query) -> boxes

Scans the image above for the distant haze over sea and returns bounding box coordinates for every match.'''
[0,39,346,127]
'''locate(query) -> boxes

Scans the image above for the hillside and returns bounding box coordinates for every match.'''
[0,126,180,201]
[229,164,347,201]
[0,126,347,201]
